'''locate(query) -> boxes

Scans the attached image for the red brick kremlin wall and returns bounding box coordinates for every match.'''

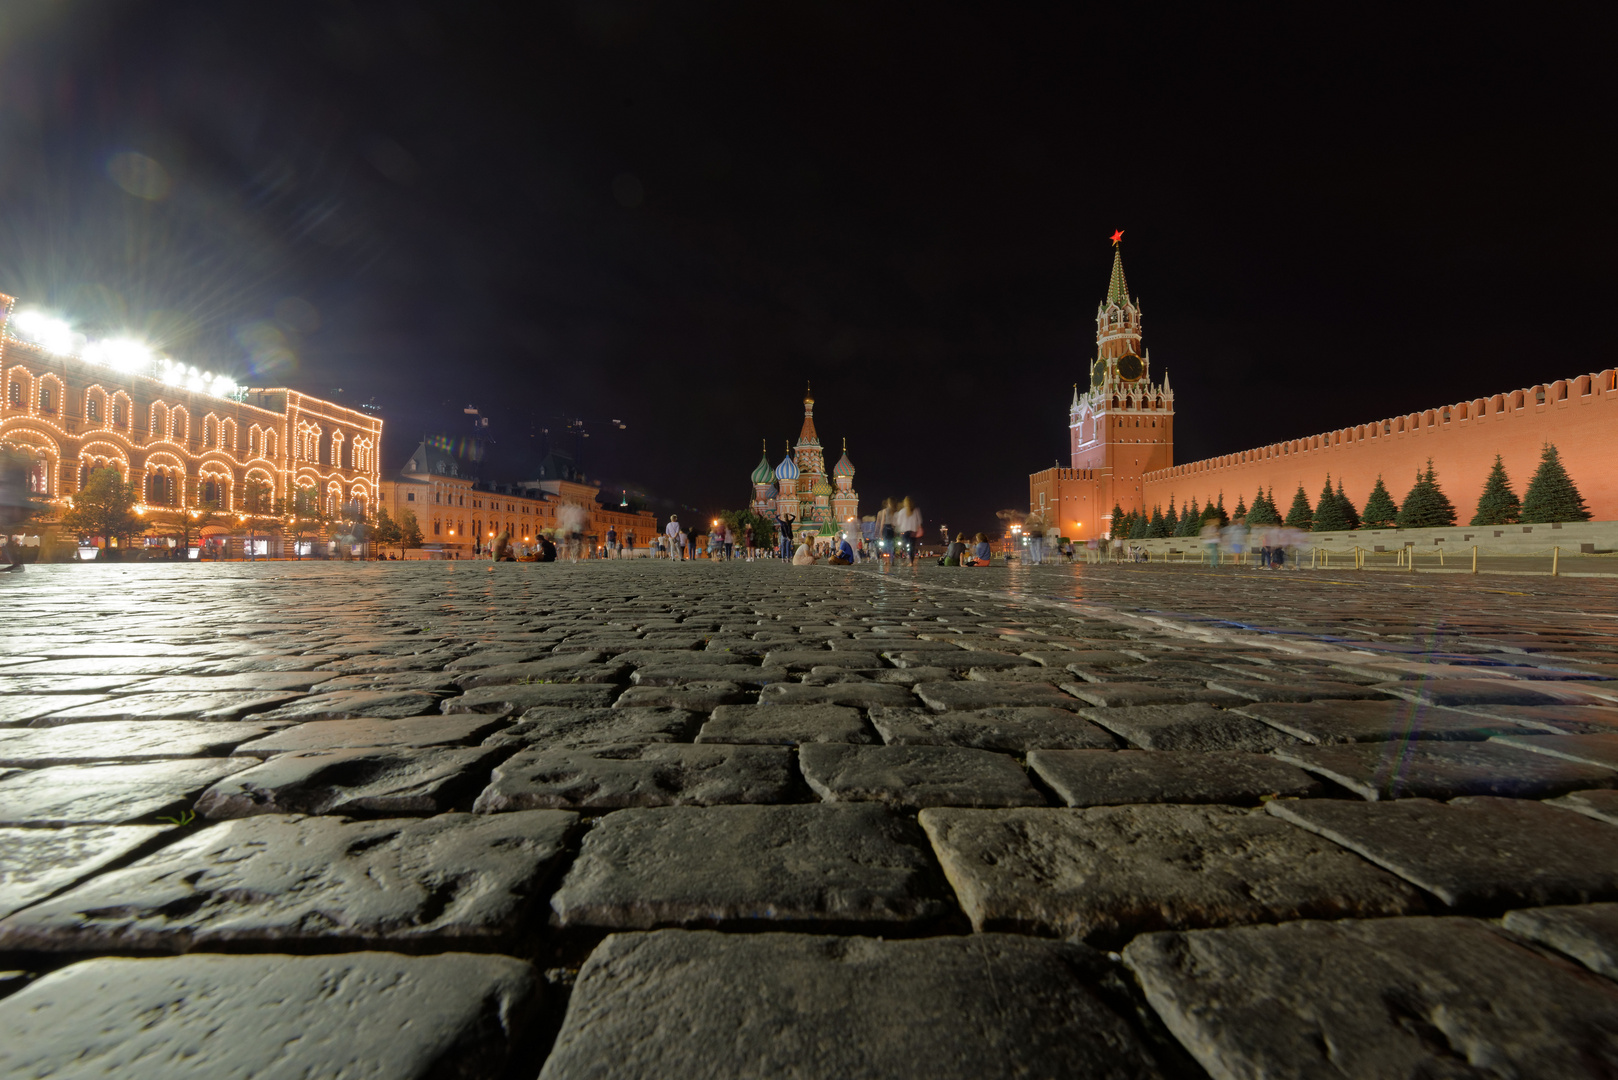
[1141,369,1618,524]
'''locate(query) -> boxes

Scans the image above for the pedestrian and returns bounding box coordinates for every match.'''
[665,515,683,561]
[895,496,922,569]
[1199,520,1220,565]
[722,522,735,561]
[606,525,617,558]
[875,498,896,573]
[776,511,796,561]
[625,530,636,558]
[743,522,755,560]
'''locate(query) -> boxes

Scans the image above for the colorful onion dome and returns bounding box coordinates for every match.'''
[774,453,799,481]
[751,453,776,486]
[832,442,855,477]
[812,476,833,496]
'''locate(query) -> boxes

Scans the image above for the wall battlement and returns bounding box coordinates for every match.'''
[1142,369,1618,521]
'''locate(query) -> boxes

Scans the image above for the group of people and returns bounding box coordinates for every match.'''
[939,532,994,567]
[1199,520,1309,568]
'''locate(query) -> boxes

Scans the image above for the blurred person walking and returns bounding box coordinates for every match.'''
[665,515,684,561]
[895,497,922,569]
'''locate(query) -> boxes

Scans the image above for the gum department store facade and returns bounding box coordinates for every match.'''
[1030,244,1618,539]
[0,292,656,557]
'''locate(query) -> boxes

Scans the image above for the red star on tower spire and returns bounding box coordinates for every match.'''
[1110,229,1124,246]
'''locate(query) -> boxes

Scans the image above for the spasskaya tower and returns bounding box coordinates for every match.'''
[1068,237,1174,520]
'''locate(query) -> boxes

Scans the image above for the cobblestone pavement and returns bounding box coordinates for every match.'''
[2,560,1617,1079]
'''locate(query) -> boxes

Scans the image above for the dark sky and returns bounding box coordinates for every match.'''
[2,2,1613,535]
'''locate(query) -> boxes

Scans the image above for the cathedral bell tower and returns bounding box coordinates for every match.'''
[1069,237,1174,525]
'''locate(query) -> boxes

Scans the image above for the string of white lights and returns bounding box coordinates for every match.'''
[7,309,246,401]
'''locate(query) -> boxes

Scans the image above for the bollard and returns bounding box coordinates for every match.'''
[1408,545,1416,573]
[1553,546,1560,577]
[1437,546,1444,567]
[1472,545,1478,575]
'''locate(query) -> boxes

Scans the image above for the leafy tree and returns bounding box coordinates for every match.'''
[1520,443,1591,524]
[1313,475,1350,531]
[1336,479,1361,530]
[1360,475,1398,528]
[374,507,403,555]
[1109,503,1126,539]
[1396,460,1457,529]
[1283,484,1314,530]
[1175,498,1201,537]
[61,467,140,550]
[290,485,325,558]
[1469,455,1522,526]
[1147,505,1172,538]
[398,508,425,549]
[1246,487,1282,527]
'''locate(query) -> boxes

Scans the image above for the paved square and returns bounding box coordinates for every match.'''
[5,559,1618,1076]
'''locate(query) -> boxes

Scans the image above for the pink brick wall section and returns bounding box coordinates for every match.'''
[1142,371,1618,522]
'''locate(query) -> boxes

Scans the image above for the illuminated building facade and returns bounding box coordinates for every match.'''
[0,293,381,548]
[1030,243,1618,539]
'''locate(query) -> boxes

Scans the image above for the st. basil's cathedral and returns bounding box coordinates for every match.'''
[749,385,859,540]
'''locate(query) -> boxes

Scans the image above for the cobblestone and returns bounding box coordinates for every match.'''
[5,559,1618,1075]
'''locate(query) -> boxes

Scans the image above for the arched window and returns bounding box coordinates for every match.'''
[6,379,19,407]
[86,395,100,422]
[264,430,277,458]
[151,402,170,437]
[172,407,189,442]
[221,418,236,451]
[203,416,216,447]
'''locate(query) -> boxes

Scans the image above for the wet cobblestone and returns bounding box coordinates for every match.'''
[2,559,1618,1077]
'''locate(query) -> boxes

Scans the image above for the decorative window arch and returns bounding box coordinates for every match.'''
[331,430,345,468]
[4,367,26,408]
[85,386,108,424]
[151,401,170,437]
[1,431,60,496]
[110,391,131,428]
[203,414,219,448]
[220,417,237,452]
[264,428,277,458]
[199,464,231,510]
[37,374,62,414]
[248,424,262,457]
[243,468,275,513]
[171,406,190,442]
[326,480,342,517]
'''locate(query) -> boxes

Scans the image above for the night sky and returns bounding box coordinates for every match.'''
[1,3,1612,536]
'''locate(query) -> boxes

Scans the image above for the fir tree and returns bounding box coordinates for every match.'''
[1203,493,1230,529]
[1396,460,1457,529]
[1233,494,1248,519]
[1176,498,1202,537]
[1129,512,1150,540]
[1284,483,1315,530]
[1313,475,1350,531]
[1147,505,1172,539]
[1165,496,1179,535]
[1247,487,1281,526]
[1520,443,1591,524]
[1469,455,1522,526]
[1360,476,1398,528]
[1109,503,1126,539]
[1336,479,1361,530]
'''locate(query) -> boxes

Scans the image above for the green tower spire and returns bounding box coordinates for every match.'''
[1106,247,1129,305]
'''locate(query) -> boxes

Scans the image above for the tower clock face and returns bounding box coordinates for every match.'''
[1089,360,1105,388]
[1117,354,1144,381]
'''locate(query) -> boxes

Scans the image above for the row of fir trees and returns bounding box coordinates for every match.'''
[1113,443,1591,539]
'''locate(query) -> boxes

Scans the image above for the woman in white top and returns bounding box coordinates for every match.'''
[894,497,922,568]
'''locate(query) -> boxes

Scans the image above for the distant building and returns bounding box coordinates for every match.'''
[749,384,859,539]
[380,436,657,557]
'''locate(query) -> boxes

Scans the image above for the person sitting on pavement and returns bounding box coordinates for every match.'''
[972,533,992,566]
[941,533,967,567]
[792,541,819,566]
[829,538,855,566]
